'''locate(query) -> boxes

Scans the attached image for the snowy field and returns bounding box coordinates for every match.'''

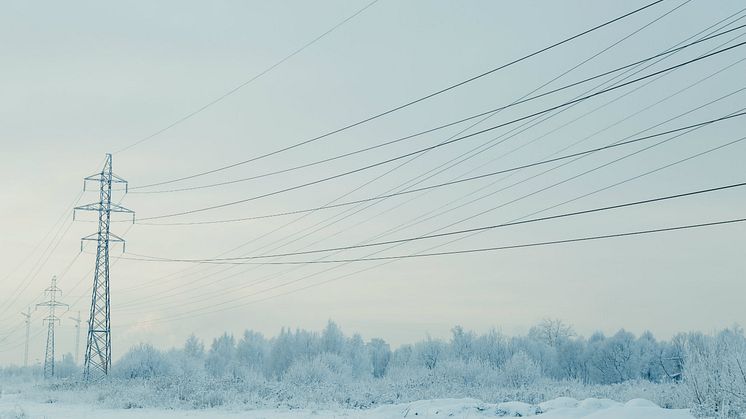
[0,394,694,418]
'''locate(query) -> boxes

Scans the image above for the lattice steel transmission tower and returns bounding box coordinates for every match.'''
[69,311,81,364]
[74,153,133,380]
[37,276,68,379]
[20,307,31,367]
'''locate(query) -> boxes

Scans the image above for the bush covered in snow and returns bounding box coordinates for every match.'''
[683,326,746,418]
[2,320,744,416]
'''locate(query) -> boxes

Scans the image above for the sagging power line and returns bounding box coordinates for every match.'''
[128,0,665,189]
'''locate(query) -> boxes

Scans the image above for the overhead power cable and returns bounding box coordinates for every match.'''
[114,3,691,296]
[128,0,665,188]
[126,217,746,265]
[135,40,746,221]
[117,124,746,313]
[116,4,737,308]
[122,181,746,264]
[120,212,746,327]
[136,111,746,225]
[120,130,746,321]
[132,21,746,194]
[117,16,746,308]
[130,23,746,195]
[114,0,380,154]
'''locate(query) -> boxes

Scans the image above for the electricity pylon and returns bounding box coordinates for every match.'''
[36,276,68,379]
[20,307,31,367]
[69,311,81,364]
[74,153,133,381]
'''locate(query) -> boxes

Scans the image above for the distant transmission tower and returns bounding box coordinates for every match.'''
[37,276,68,379]
[69,311,81,364]
[74,153,133,380]
[20,307,31,367]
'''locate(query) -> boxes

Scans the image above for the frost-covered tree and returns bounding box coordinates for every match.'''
[367,338,391,378]
[268,328,295,377]
[205,333,237,379]
[55,353,77,378]
[555,337,587,381]
[660,333,686,381]
[415,336,445,370]
[684,326,746,418]
[321,320,345,355]
[529,319,575,348]
[284,352,351,387]
[513,336,559,378]
[588,329,637,384]
[390,344,414,368]
[637,330,663,381]
[293,328,321,360]
[184,334,205,359]
[500,351,541,388]
[473,328,509,368]
[236,330,268,374]
[345,333,372,378]
[450,325,476,362]
[115,343,172,379]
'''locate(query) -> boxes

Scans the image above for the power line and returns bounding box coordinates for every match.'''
[115,3,686,295]
[114,0,381,154]
[199,13,746,288]
[121,181,746,264]
[130,19,746,195]
[135,110,746,226]
[127,217,746,265]
[121,213,746,326]
[135,40,746,221]
[121,116,746,315]
[128,1,665,188]
[115,6,743,308]
[117,120,746,313]
[116,14,746,310]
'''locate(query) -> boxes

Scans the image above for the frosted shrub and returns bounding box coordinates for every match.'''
[14,321,739,412]
[113,343,173,379]
[415,337,445,370]
[500,351,542,388]
[435,358,499,388]
[284,353,351,387]
[684,327,746,418]
[278,353,357,407]
[367,338,391,378]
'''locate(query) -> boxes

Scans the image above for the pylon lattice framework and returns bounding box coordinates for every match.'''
[20,307,31,368]
[74,153,133,380]
[36,275,68,379]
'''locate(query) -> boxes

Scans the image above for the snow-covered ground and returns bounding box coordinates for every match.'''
[0,394,694,418]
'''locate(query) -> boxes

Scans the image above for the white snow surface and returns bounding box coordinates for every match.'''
[0,394,694,418]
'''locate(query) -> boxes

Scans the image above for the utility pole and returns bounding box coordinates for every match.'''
[69,311,81,364]
[74,153,133,380]
[36,276,68,379]
[20,307,31,367]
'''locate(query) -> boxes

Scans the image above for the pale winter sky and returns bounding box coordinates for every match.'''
[1,0,745,365]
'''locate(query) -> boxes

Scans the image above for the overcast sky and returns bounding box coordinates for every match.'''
[1,0,745,365]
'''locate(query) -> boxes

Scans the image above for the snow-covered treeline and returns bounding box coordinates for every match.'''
[2,321,744,417]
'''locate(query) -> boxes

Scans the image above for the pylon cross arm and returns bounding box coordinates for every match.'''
[74,202,134,214]
[81,232,129,251]
[83,172,127,182]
